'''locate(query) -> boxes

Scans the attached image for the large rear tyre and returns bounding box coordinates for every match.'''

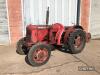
[16,38,28,55]
[68,29,86,54]
[28,43,51,66]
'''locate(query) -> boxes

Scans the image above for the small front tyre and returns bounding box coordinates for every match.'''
[16,37,28,55]
[28,43,51,66]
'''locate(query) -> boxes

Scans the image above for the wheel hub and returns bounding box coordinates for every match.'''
[74,36,81,48]
[33,48,48,63]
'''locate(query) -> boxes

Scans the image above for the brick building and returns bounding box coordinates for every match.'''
[0,0,99,45]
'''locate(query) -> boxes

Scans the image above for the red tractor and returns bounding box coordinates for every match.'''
[16,1,91,66]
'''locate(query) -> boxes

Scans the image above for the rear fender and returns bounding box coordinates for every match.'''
[74,25,84,30]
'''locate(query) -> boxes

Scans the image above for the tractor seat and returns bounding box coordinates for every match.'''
[50,23,64,45]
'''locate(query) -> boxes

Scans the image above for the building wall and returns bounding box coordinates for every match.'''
[7,0,23,44]
[6,0,90,44]
[0,0,9,45]
[90,0,100,39]
[81,0,90,32]
[23,0,77,26]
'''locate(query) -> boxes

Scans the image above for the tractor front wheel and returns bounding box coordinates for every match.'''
[68,29,86,54]
[16,37,28,55]
[28,43,51,66]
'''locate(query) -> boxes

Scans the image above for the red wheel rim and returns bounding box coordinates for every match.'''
[33,48,48,64]
[74,36,81,48]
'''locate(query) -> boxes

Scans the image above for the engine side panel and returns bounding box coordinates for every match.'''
[37,29,48,41]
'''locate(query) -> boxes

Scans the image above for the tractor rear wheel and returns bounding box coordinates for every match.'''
[16,38,28,55]
[68,29,86,54]
[28,43,51,66]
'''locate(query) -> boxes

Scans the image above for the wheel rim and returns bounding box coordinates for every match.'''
[33,48,48,64]
[74,35,82,48]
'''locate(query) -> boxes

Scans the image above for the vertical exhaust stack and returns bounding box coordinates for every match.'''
[76,0,81,26]
[46,7,49,25]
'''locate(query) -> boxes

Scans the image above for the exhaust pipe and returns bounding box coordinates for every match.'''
[46,7,49,25]
[76,0,81,26]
